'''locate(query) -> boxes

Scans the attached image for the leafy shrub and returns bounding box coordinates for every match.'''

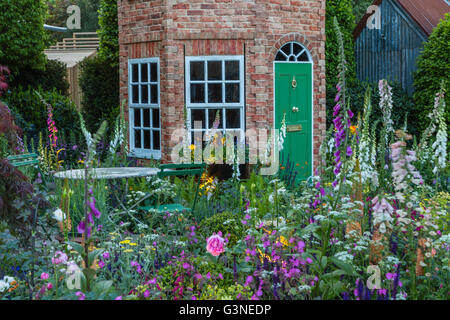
[0,66,22,156]
[0,0,47,85]
[0,159,47,241]
[199,284,252,300]
[326,0,357,112]
[199,211,243,247]
[3,87,80,143]
[424,192,450,233]
[352,0,373,23]
[0,103,22,157]
[156,256,232,299]
[98,0,119,67]
[17,59,70,95]
[326,80,417,136]
[413,14,450,136]
[79,55,119,137]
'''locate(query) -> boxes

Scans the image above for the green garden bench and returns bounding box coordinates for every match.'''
[139,163,206,215]
[7,153,46,186]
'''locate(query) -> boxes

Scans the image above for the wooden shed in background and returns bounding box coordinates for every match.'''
[45,32,99,110]
[354,0,449,95]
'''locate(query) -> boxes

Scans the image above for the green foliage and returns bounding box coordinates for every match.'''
[413,14,450,136]
[3,87,80,143]
[79,55,119,138]
[0,159,50,241]
[0,102,23,156]
[329,80,417,136]
[326,0,357,114]
[0,134,9,159]
[199,283,252,300]
[97,0,119,67]
[17,59,70,95]
[0,0,47,82]
[77,109,108,162]
[352,0,373,24]
[199,211,243,247]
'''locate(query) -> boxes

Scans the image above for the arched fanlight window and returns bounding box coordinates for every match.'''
[275,42,312,62]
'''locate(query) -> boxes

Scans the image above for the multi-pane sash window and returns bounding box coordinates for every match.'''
[128,58,160,159]
[185,56,244,143]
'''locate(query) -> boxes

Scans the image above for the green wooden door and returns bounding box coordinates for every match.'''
[275,62,312,180]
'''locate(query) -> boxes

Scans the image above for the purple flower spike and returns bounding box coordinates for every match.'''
[346,146,353,157]
[347,109,354,118]
[77,221,85,234]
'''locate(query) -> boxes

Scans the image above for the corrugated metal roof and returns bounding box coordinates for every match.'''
[354,0,449,39]
[397,0,449,35]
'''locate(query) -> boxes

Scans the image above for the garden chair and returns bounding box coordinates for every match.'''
[139,163,206,215]
[7,153,46,186]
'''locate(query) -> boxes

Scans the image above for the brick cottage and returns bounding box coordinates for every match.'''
[118,0,326,179]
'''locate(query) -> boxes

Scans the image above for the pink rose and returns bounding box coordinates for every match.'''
[206,234,225,257]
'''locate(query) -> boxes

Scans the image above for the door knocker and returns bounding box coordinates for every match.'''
[292,76,297,89]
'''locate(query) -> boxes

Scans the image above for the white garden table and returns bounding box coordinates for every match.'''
[53,167,171,227]
[53,167,163,180]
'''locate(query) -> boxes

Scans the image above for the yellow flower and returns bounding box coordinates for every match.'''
[256,248,272,263]
[129,242,138,246]
[278,235,290,247]
[120,240,131,244]
[56,148,65,158]
[350,125,358,134]
[189,144,196,151]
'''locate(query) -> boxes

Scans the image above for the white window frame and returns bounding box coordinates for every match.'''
[128,57,161,159]
[185,55,245,143]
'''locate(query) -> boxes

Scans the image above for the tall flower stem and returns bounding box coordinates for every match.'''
[314,18,354,298]
[83,149,90,291]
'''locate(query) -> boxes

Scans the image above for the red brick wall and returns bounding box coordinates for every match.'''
[118,0,326,169]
